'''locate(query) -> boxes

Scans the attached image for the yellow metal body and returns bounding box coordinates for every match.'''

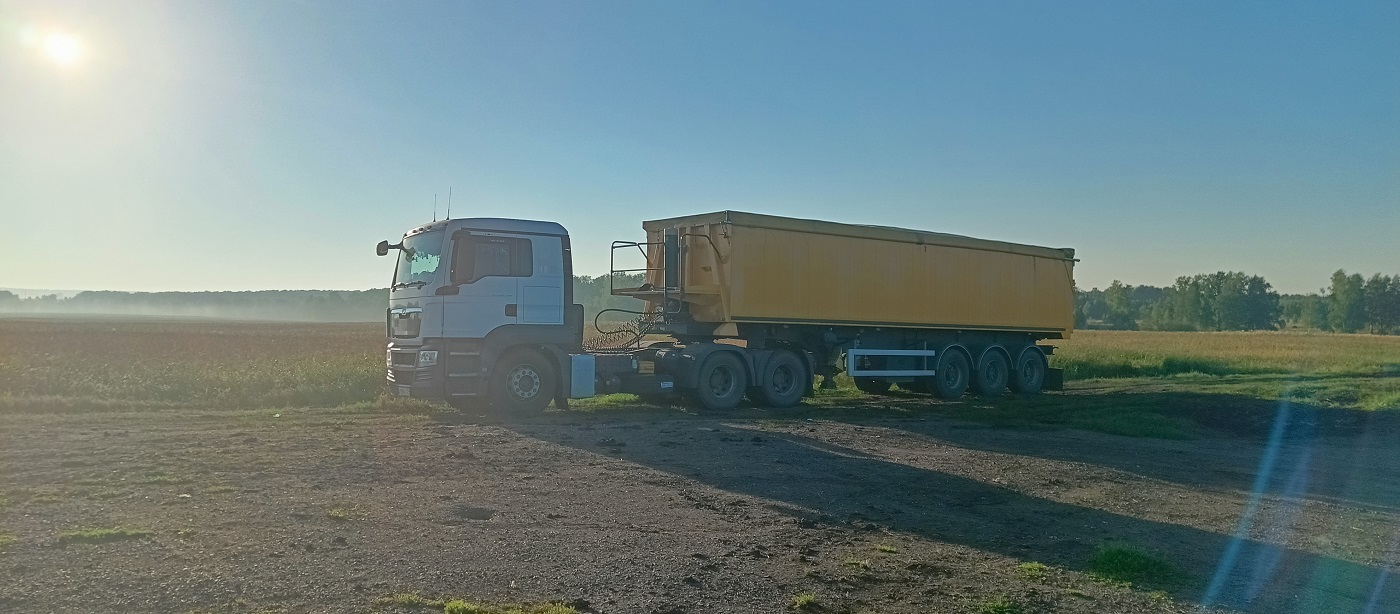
[629,211,1076,338]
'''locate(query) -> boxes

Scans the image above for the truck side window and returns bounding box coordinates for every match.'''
[450,236,534,284]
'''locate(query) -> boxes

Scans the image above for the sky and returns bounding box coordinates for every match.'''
[1,0,1396,295]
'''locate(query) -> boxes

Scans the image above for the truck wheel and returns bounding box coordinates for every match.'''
[692,352,747,410]
[854,378,892,395]
[751,350,805,408]
[931,350,970,400]
[491,349,555,414]
[971,350,1009,397]
[1010,348,1046,394]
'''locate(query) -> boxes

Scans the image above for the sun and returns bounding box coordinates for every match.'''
[41,31,84,67]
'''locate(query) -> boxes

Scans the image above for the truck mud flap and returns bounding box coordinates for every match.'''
[1044,367,1064,391]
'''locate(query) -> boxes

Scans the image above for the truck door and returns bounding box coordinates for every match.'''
[518,236,564,325]
[442,232,531,339]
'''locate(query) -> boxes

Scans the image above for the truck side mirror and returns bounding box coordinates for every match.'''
[376,240,390,256]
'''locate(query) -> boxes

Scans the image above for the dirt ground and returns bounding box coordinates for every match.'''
[3,402,1399,614]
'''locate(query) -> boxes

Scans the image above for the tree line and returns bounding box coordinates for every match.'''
[5,270,1396,334]
[0,274,648,323]
[1076,269,1400,334]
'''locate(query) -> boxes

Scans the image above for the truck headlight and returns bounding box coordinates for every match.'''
[386,349,393,367]
[418,350,439,367]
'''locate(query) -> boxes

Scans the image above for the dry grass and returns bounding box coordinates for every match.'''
[3,317,1397,414]
[1054,330,1400,379]
[0,317,383,411]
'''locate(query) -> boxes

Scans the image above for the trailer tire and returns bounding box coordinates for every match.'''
[1010,348,1047,394]
[751,350,805,408]
[931,350,970,400]
[691,352,748,410]
[971,349,1010,397]
[854,378,892,395]
[491,349,555,414]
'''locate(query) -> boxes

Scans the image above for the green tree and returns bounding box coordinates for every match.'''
[1076,288,1108,328]
[1364,274,1400,334]
[1102,280,1138,330]
[1299,294,1330,330]
[1241,275,1281,330]
[1327,270,1368,333]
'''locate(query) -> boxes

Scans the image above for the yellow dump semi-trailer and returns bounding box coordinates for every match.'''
[376,210,1076,414]
[635,211,1076,336]
[603,211,1075,408]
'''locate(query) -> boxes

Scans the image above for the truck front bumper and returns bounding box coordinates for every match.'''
[386,343,444,400]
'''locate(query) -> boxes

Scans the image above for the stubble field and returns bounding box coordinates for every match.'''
[2,316,1399,613]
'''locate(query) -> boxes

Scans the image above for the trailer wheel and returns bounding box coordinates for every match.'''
[854,378,892,395]
[751,350,805,408]
[691,352,748,410]
[1010,348,1046,394]
[491,349,555,414]
[931,350,970,400]
[971,349,1009,397]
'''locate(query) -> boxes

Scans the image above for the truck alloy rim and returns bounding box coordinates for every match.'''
[771,364,796,395]
[507,365,543,400]
[943,362,963,386]
[709,366,737,397]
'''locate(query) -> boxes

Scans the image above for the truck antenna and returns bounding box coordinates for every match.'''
[447,186,452,220]
[433,194,438,222]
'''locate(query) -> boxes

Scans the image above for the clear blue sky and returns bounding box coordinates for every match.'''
[2,0,1396,294]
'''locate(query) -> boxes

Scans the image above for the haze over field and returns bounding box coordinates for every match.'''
[2,1,1397,295]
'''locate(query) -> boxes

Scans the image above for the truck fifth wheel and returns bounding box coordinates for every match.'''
[377,211,1076,412]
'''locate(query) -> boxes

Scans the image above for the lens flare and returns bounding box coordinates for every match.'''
[41,31,84,67]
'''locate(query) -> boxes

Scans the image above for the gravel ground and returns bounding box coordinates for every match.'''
[2,404,1399,613]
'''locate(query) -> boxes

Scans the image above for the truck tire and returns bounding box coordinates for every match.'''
[854,378,892,395]
[1010,348,1046,394]
[931,350,970,400]
[750,350,805,408]
[691,352,748,410]
[491,349,556,414]
[971,349,1009,397]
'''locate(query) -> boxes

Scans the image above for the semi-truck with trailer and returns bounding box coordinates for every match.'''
[377,211,1076,412]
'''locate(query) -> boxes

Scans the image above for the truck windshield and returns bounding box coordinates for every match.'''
[394,230,444,288]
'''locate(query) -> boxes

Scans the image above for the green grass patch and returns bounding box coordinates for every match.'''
[1088,544,1182,588]
[976,595,1026,614]
[0,533,16,551]
[58,527,153,544]
[842,556,872,569]
[1015,561,1049,581]
[569,393,653,411]
[327,508,353,521]
[791,593,818,609]
[872,543,898,553]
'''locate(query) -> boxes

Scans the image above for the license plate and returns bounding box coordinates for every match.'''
[396,385,411,397]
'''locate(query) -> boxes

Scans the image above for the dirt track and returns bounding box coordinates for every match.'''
[3,404,1399,613]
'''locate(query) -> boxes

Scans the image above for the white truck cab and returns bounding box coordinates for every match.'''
[379,218,584,411]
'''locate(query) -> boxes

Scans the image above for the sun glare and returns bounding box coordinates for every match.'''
[42,31,84,67]
[20,25,86,68]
